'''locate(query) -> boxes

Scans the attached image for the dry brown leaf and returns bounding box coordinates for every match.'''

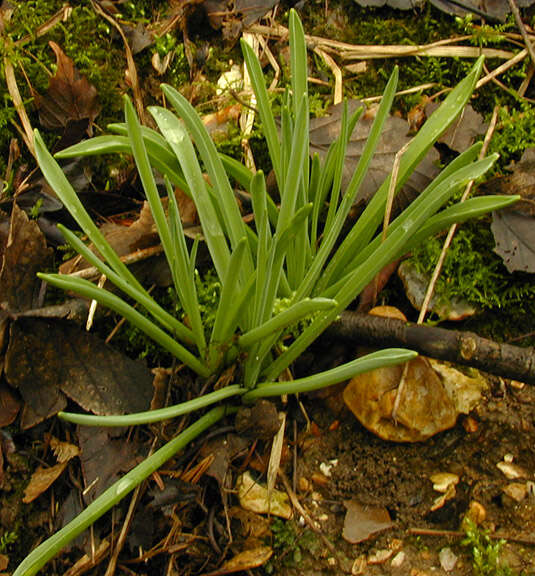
[342,500,393,544]
[310,100,440,209]
[49,435,80,463]
[35,41,99,134]
[23,461,68,503]
[204,546,273,575]
[491,209,535,273]
[0,381,21,427]
[5,317,153,428]
[0,203,51,312]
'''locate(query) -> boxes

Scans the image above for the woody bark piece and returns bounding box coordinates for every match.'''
[326,311,535,385]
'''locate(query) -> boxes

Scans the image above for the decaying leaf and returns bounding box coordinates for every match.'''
[491,209,535,273]
[309,101,440,208]
[353,0,423,8]
[398,260,477,320]
[34,41,99,138]
[4,317,153,428]
[78,426,146,502]
[429,0,535,22]
[0,203,51,312]
[23,436,79,503]
[426,103,487,153]
[343,307,486,441]
[200,434,249,485]
[0,381,21,427]
[236,471,292,519]
[205,546,273,575]
[342,500,393,544]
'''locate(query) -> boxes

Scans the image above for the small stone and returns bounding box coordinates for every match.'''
[465,500,486,525]
[368,549,393,564]
[497,461,529,479]
[504,453,514,464]
[430,472,459,493]
[391,551,406,568]
[503,482,527,502]
[319,462,333,477]
[439,547,458,571]
[298,477,310,492]
[351,555,367,575]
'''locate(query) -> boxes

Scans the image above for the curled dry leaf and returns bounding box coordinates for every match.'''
[236,471,292,519]
[204,546,273,575]
[343,307,486,441]
[23,436,79,503]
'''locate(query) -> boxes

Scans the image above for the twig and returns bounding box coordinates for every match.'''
[325,311,535,385]
[249,24,513,60]
[417,106,499,324]
[314,48,343,105]
[14,4,72,47]
[476,48,528,89]
[409,527,535,545]
[507,0,535,68]
[3,57,35,156]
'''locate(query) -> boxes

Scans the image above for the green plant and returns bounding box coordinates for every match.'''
[0,529,18,554]
[462,520,513,576]
[15,10,518,575]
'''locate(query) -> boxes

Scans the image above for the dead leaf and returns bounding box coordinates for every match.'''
[426,103,487,153]
[23,461,68,503]
[0,381,21,427]
[0,203,51,312]
[353,0,423,7]
[0,555,8,571]
[4,317,153,428]
[342,500,392,544]
[429,0,535,22]
[483,148,535,217]
[49,435,80,463]
[34,41,99,146]
[491,209,535,273]
[200,434,249,485]
[79,426,146,502]
[236,471,292,519]
[344,307,485,441]
[204,546,273,575]
[309,101,440,208]
[398,260,477,320]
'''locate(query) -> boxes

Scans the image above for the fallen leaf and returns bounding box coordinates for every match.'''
[200,434,249,486]
[429,0,535,22]
[342,500,393,544]
[0,381,21,427]
[35,41,99,138]
[23,461,68,503]
[236,471,292,519]
[204,546,273,575]
[398,260,477,320]
[4,317,154,428]
[483,148,535,217]
[353,0,423,8]
[0,203,51,312]
[426,103,487,153]
[491,209,535,273]
[78,426,146,502]
[310,100,440,208]
[49,435,80,463]
[430,472,459,493]
[344,307,485,441]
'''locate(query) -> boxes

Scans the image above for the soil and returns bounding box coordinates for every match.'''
[279,376,535,575]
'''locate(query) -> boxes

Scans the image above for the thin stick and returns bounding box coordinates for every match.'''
[417,106,499,324]
[476,48,528,89]
[3,57,35,156]
[314,48,343,105]
[507,0,535,68]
